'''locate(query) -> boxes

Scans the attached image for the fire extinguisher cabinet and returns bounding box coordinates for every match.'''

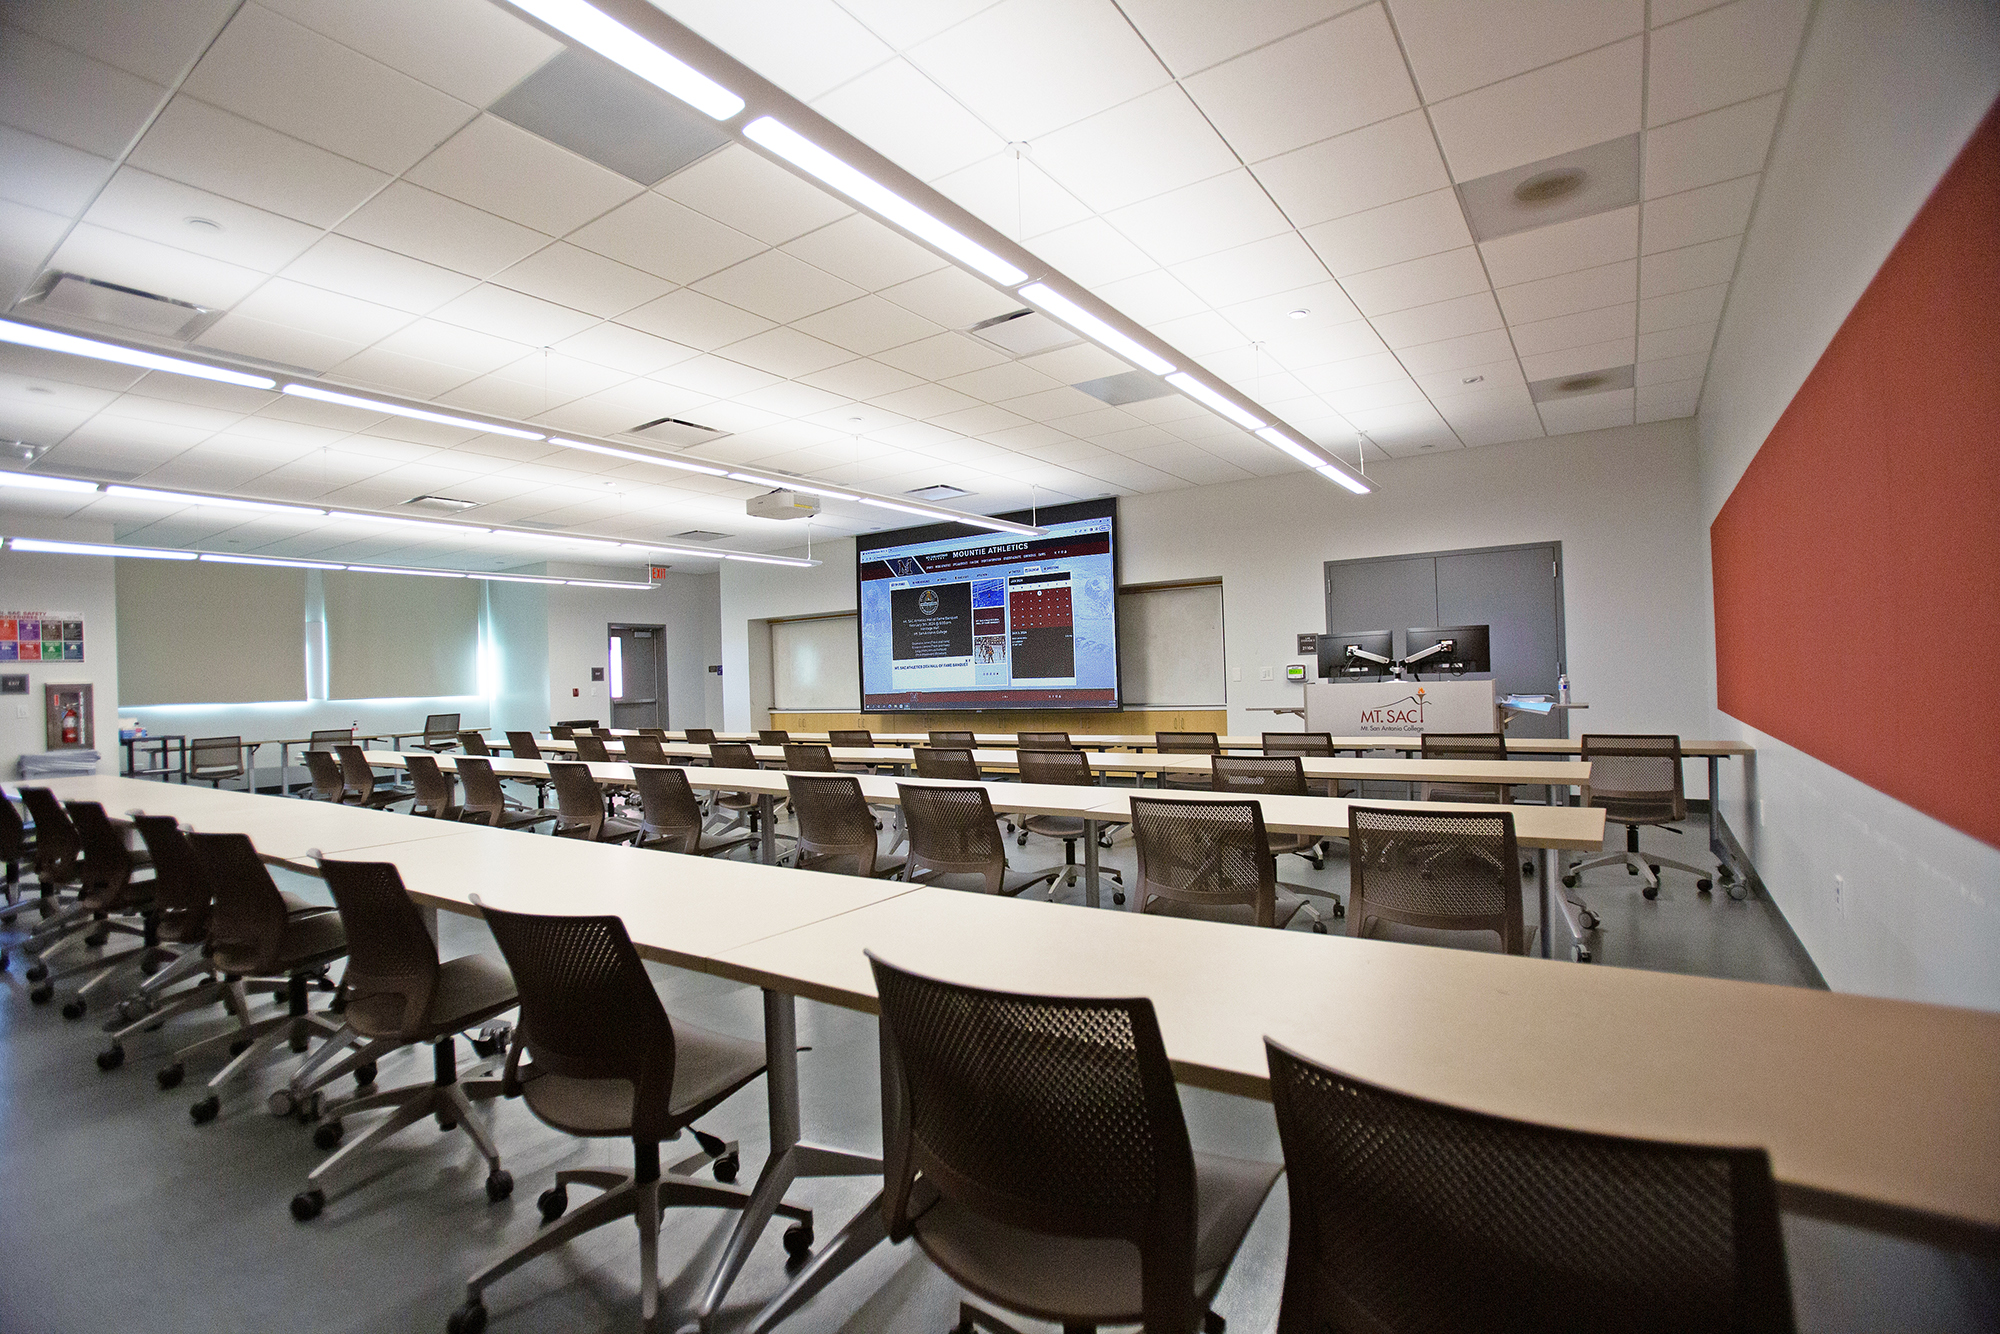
[45,683,93,751]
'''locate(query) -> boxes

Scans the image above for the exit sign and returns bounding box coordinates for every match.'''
[649,565,669,581]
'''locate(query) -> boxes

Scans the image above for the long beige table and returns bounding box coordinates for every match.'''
[23,776,1996,1330]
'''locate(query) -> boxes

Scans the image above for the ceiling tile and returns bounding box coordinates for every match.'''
[1537,386,1634,435]
[327,346,477,398]
[196,310,368,371]
[1293,348,1411,391]
[1341,247,1490,317]
[1323,376,1427,414]
[1091,269,1209,325]
[875,330,1008,379]
[567,193,765,284]
[0,126,113,216]
[1388,0,1644,102]
[1151,311,1250,358]
[870,383,982,420]
[811,57,1006,182]
[1184,6,1418,163]
[1637,319,1716,361]
[1345,400,1457,451]
[655,145,854,246]
[833,0,1001,49]
[281,235,478,316]
[1639,282,1729,333]
[1369,290,1504,348]
[781,213,945,294]
[431,285,599,345]
[928,404,1030,436]
[1640,174,1759,253]
[80,168,323,273]
[46,222,267,308]
[878,265,1021,327]
[1252,110,1451,231]
[1519,335,1632,381]
[650,354,782,401]
[1217,281,1363,339]
[0,26,165,158]
[693,249,865,324]
[127,96,390,229]
[1174,233,1332,306]
[1027,218,1158,286]
[659,0,894,102]
[1106,171,1291,267]
[1639,235,1740,298]
[1301,188,1474,276]
[1643,93,1781,198]
[8,0,238,86]
[1117,0,1361,77]
[230,276,415,344]
[791,294,942,356]
[1018,342,1132,382]
[1252,318,1388,369]
[1393,327,1518,375]
[1636,376,1702,422]
[619,288,774,351]
[181,4,472,175]
[1415,356,1526,399]
[337,181,549,278]
[1428,37,1643,182]
[1477,205,1637,287]
[1026,85,1239,215]
[1437,391,1544,447]
[256,0,561,106]
[715,325,856,378]
[369,318,532,375]
[1646,0,1810,126]
[1509,301,1634,356]
[406,115,640,236]
[1636,350,1710,385]
[936,361,1061,401]
[930,153,1095,238]
[492,243,674,319]
[907,0,1169,141]
[733,380,851,419]
[1496,259,1636,325]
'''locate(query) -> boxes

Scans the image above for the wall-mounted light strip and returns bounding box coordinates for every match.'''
[4,535,660,587]
[1016,283,1175,377]
[501,0,743,119]
[1165,372,1265,431]
[0,318,276,390]
[281,384,545,441]
[744,117,1028,287]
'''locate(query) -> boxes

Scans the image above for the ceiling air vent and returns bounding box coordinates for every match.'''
[671,529,731,541]
[968,308,1078,357]
[625,415,729,448]
[1457,134,1640,242]
[1073,370,1173,406]
[404,494,478,511]
[1528,364,1636,403]
[905,484,970,501]
[30,273,215,338]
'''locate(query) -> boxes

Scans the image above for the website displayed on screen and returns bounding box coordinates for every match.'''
[856,499,1119,711]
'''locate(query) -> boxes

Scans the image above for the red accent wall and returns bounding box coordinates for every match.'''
[1712,100,2000,849]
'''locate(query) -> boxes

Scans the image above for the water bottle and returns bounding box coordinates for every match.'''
[1557,673,1570,705]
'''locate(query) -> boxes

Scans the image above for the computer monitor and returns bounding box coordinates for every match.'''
[1402,625,1490,676]
[1319,630,1394,679]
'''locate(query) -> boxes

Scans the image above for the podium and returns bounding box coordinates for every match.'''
[1304,679,1496,737]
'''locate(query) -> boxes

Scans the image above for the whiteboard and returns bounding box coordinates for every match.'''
[772,615,860,710]
[1118,583,1225,706]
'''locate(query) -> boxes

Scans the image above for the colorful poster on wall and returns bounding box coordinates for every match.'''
[0,612,82,663]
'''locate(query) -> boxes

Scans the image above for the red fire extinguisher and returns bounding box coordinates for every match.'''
[61,701,79,745]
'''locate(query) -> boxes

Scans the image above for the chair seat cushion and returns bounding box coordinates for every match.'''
[1143,886,1309,930]
[912,1150,1281,1323]
[422,953,518,1034]
[1358,918,1538,955]
[520,1016,767,1136]
[216,906,346,975]
[1021,814,1086,839]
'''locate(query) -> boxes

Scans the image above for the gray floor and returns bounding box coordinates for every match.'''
[2,796,1994,1334]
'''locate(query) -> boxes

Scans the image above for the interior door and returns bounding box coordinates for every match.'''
[607,625,664,730]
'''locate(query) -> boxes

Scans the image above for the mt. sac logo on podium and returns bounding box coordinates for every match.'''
[917,588,940,616]
[1356,686,1426,731]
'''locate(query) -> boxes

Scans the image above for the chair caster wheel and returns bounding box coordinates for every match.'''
[157,1062,185,1090]
[1626,864,1638,876]
[1523,861,1536,877]
[1579,911,1600,930]
[85,930,109,949]
[229,1038,252,1057]
[1727,882,1748,901]
[1309,856,1324,870]
[96,1044,125,1070]
[26,962,48,982]
[1332,900,1346,918]
[1204,1312,1227,1334]
[1312,921,1327,934]
[446,1297,487,1334]
[953,1320,976,1334]
[485,1170,513,1202]
[714,1151,739,1183]
[29,983,53,1004]
[1562,874,1579,888]
[354,1061,377,1087]
[470,1023,511,1058]
[290,1034,310,1053]
[61,998,86,1020]
[1015,833,1027,846]
[783,1220,814,1265]
[1642,884,1659,900]
[1575,946,1594,962]
[190,1095,220,1124]
[268,1089,297,1118]
[314,1119,345,1151]
[538,1185,568,1224]
[1697,877,1713,892]
[291,1189,325,1221]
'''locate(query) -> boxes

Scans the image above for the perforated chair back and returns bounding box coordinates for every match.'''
[304,749,347,802]
[19,787,79,879]
[1211,753,1308,796]
[913,747,980,780]
[1129,797,1277,927]
[1016,747,1095,787]
[308,728,353,751]
[632,766,706,853]
[1264,1039,1795,1333]
[453,757,511,825]
[758,729,790,745]
[592,727,618,738]
[321,857,442,1040]
[547,761,608,839]
[898,784,1006,892]
[132,814,213,942]
[1420,730,1511,802]
[828,729,874,748]
[684,728,717,746]
[188,735,244,783]
[1156,731,1218,754]
[477,902,679,1141]
[709,742,759,769]
[1262,731,1336,758]
[190,831,321,976]
[335,744,388,803]
[868,953,1201,1333]
[1582,734,1687,826]
[1016,731,1073,751]
[785,774,886,876]
[65,801,142,900]
[782,743,837,772]
[623,735,669,766]
[573,734,612,763]
[556,718,598,730]
[1347,806,1526,953]
[928,730,976,747]
[639,728,667,739]
[549,725,576,740]
[506,731,543,760]
[404,752,456,817]
[421,713,460,748]
[458,731,491,756]
[0,792,27,865]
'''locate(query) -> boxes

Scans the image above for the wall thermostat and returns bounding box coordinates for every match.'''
[1285,664,1308,682]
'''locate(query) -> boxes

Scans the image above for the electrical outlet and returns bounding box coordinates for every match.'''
[1259,666,1273,681]
[1832,874,1845,917]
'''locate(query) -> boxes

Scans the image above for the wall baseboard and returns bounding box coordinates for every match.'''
[1693,799,1829,991]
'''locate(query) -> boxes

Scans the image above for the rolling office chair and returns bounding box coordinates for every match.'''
[630,767,756,858]
[706,742,769,840]
[11,788,93,993]
[781,743,839,772]
[302,750,347,802]
[897,784,1063,898]
[457,731,491,756]
[454,757,559,832]
[547,762,641,844]
[502,732,554,808]
[186,736,246,789]
[416,713,462,753]
[758,729,791,745]
[335,744,415,809]
[0,792,43,973]
[41,801,164,1019]
[1563,735,1723,904]
[1346,807,1532,955]
[404,753,461,819]
[869,953,1281,1334]
[1013,748,1125,903]
[288,856,518,1222]
[827,729,874,749]
[1155,730,1220,790]
[1128,796,1323,932]
[572,734,613,763]
[15,791,150,1003]
[447,902,812,1334]
[927,730,976,748]
[554,717,598,730]
[1015,730,1073,750]
[294,728,356,794]
[783,774,904,878]
[1418,731,1510,803]
[1265,1039,1795,1332]
[548,725,576,740]
[684,727,718,746]
[622,734,671,766]
[1210,756,1345,918]
[912,746,981,780]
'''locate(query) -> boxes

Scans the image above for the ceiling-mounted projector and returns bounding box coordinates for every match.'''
[745,489,820,520]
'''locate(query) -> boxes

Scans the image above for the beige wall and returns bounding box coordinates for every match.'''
[0,518,119,775]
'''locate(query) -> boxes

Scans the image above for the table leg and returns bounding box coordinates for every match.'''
[1538,847,1552,960]
[759,793,776,865]
[1083,818,1100,910]
[695,990,883,1328]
